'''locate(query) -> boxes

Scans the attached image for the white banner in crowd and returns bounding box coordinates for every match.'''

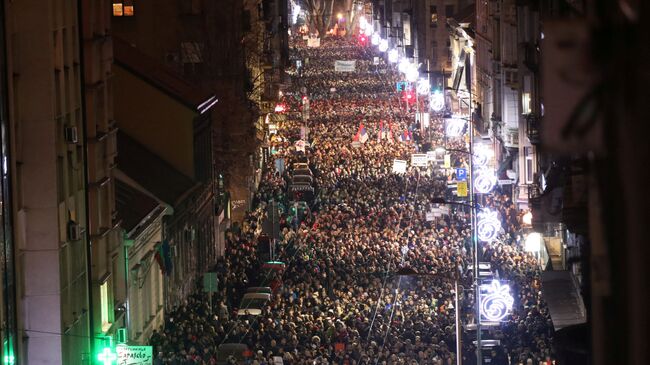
[294,140,307,152]
[392,159,407,174]
[307,37,321,47]
[410,154,428,167]
[334,60,356,72]
[426,211,436,221]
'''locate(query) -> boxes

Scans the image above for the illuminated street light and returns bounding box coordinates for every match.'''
[398,58,410,73]
[416,78,430,95]
[388,49,399,63]
[522,211,533,225]
[430,90,445,111]
[378,39,389,52]
[525,232,543,252]
[337,13,343,20]
[371,33,380,46]
[405,66,419,82]
[359,18,367,30]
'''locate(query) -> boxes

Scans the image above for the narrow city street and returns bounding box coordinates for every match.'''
[149,34,553,365]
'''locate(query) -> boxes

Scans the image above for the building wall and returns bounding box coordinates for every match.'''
[80,0,123,350]
[5,0,92,363]
[113,65,195,179]
[0,2,19,362]
[124,215,165,345]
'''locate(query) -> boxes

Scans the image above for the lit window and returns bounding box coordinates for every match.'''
[124,5,134,16]
[112,3,123,16]
[521,92,531,114]
[100,282,112,332]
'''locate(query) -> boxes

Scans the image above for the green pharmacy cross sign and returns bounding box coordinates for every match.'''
[98,347,117,365]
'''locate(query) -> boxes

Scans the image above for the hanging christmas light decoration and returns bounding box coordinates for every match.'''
[378,39,389,52]
[416,78,430,95]
[445,117,466,137]
[476,209,501,242]
[479,280,514,322]
[430,91,445,112]
[474,168,497,194]
[388,49,399,63]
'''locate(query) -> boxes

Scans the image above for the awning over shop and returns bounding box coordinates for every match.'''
[540,271,586,330]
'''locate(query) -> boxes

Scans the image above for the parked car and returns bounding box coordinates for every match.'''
[246,286,272,295]
[216,343,251,365]
[236,293,271,316]
[291,174,313,185]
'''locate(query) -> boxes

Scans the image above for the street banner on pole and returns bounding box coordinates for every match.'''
[444,154,451,169]
[334,60,356,72]
[116,345,153,365]
[457,181,468,197]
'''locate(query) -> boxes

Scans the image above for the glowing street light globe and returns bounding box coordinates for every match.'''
[430,91,445,112]
[371,33,380,45]
[522,211,533,225]
[405,66,419,82]
[378,39,389,52]
[359,16,367,29]
[398,59,410,73]
[524,232,543,252]
[388,49,399,63]
[416,78,430,95]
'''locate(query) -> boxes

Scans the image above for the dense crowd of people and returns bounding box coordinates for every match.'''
[150,32,554,365]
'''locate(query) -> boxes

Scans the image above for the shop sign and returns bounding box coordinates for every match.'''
[116,345,153,365]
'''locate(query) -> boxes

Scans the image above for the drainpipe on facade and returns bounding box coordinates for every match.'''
[76,0,95,357]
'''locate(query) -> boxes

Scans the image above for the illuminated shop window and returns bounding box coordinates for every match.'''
[100,281,112,332]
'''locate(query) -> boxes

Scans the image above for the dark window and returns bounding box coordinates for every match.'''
[445,5,454,17]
